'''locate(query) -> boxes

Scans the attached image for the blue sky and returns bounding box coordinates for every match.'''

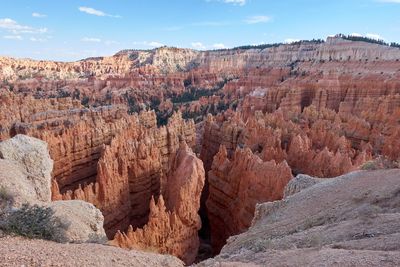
[0,0,399,61]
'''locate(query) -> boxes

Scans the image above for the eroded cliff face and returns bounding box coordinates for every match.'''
[2,37,400,131]
[0,86,204,261]
[0,90,198,236]
[200,101,396,179]
[2,37,400,81]
[207,146,292,252]
[110,141,205,265]
[199,99,399,251]
[52,111,196,237]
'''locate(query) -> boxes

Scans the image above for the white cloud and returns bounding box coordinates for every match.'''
[222,0,246,5]
[0,18,47,34]
[78,7,121,18]
[132,41,165,48]
[3,35,22,40]
[79,7,106,16]
[192,42,206,50]
[105,40,119,46]
[30,37,47,42]
[213,43,226,49]
[32,12,46,18]
[284,38,300,44]
[244,15,271,24]
[81,37,102,42]
[206,0,246,5]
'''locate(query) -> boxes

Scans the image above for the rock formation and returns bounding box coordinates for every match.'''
[0,91,131,193]
[200,106,372,180]
[207,146,292,252]
[2,36,400,126]
[283,174,324,198]
[51,111,196,237]
[0,134,53,203]
[199,99,395,253]
[198,169,400,266]
[111,141,205,265]
[46,200,107,244]
[0,135,107,244]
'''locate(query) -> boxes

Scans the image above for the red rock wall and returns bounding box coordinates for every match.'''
[207,146,293,252]
[0,91,199,243]
[110,141,205,265]
[53,111,196,237]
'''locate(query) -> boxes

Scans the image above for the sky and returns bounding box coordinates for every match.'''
[0,0,399,61]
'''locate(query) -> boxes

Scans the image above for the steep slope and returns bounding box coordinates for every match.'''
[198,169,400,267]
[207,146,292,252]
[111,141,205,265]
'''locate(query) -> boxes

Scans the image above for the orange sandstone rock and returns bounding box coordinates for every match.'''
[110,141,205,265]
[206,146,293,253]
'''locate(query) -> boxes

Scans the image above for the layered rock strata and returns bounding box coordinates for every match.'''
[207,146,292,252]
[111,141,205,265]
[52,111,196,237]
[200,106,374,179]
[0,91,198,241]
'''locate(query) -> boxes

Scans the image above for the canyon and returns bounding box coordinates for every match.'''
[0,35,399,266]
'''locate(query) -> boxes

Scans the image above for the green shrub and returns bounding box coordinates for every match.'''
[0,187,14,216]
[1,204,65,241]
[361,161,377,171]
[338,34,388,46]
[361,157,399,171]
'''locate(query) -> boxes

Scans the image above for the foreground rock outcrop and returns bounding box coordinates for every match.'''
[199,169,400,266]
[0,134,53,203]
[45,200,107,244]
[111,141,205,264]
[0,135,107,244]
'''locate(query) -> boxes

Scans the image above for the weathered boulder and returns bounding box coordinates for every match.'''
[283,174,325,198]
[0,159,38,208]
[0,134,53,202]
[46,200,107,243]
[0,135,108,245]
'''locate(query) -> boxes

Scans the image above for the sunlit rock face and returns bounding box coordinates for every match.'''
[206,145,293,252]
[51,111,196,237]
[110,141,205,265]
